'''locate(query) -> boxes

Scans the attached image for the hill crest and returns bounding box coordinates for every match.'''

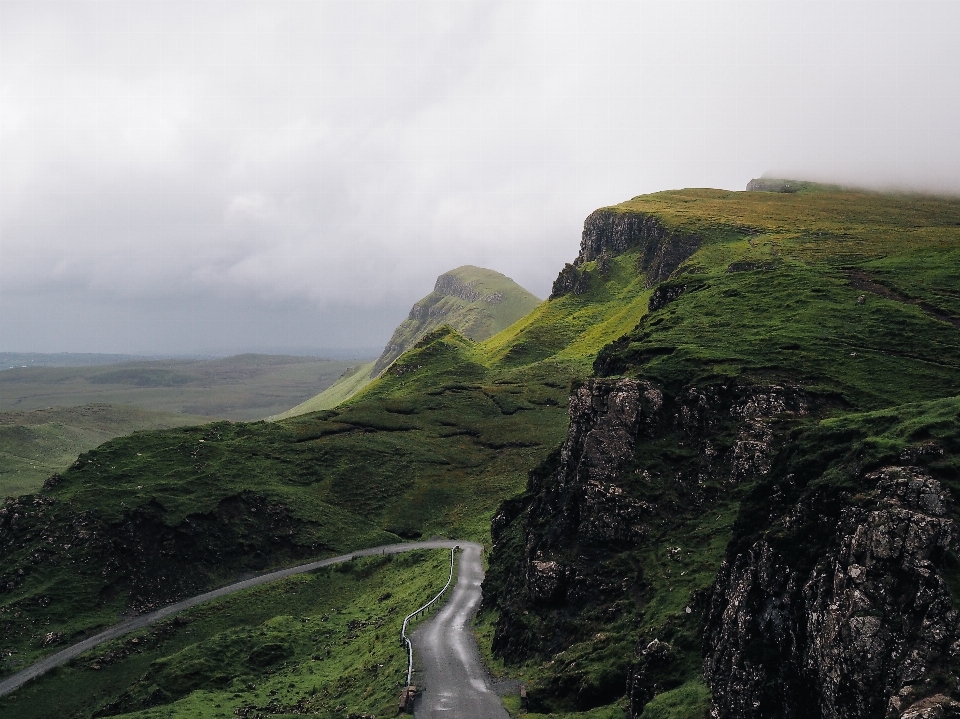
[371,265,541,377]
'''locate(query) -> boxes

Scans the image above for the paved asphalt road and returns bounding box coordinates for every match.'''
[0,539,467,698]
[411,542,510,719]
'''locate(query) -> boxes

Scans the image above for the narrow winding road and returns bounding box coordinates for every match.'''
[411,543,510,719]
[0,539,472,698]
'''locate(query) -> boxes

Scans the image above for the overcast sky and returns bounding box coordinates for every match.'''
[2,1,958,355]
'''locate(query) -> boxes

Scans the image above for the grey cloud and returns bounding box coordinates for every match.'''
[1,1,959,354]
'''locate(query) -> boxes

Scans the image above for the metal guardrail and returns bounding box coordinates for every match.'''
[400,546,458,687]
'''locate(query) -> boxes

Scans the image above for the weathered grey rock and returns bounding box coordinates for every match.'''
[433,272,485,302]
[626,639,676,710]
[550,263,590,298]
[561,379,646,487]
[728,386,806,482]
[487,378,808,702]
[704,466,960,719]
[746,178,800,193]
[898,694,960,719]
[527,559,565,604]
[550,209,701,297]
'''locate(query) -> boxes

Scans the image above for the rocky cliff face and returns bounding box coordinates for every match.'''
[484,378,809,712]
[431,272,505,304]
[704,463,960,719]
[550,210,701,298]
[487,361,960,717]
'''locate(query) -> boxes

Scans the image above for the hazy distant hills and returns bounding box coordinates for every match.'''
[0,352,162,369]
[0,354,362,496]
[273,265,541,418]
[0,354,359,418]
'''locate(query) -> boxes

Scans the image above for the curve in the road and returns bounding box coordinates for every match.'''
[411,543,510,719]
[402,547,457,687]
[0,539,469,698]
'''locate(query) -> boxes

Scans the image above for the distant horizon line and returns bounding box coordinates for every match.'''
[0,348,383,364]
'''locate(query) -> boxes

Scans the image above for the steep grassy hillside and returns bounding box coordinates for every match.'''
[371,265,542,377]
[272,361,376,418]
[2,182,959,719]
[275,265,542,419]
[0,405,207,498]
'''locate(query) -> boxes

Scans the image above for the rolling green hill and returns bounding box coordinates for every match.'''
[273,265,541,419]
[2,182,960,719]
[0,405,207,498]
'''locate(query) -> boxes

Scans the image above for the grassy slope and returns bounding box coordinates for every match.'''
[0,550,455,719]
[271,361,377,419]
[0,405,208,498]
[276,266,543,420]
[434,264,543,340]
[3,184,959,718]
[369,265,542,377]
[596,186,960,407]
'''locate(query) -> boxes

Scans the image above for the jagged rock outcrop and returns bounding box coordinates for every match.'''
[551,263,591,299]
[484,378,808,712]
[746,178,801,193]
[406,286,503,320]
[704,465,960,719]
[550,210,700,298]
[432,272,504,303]
[648,282,688,312]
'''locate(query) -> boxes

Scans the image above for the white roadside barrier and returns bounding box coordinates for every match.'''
[399,546,458,687]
